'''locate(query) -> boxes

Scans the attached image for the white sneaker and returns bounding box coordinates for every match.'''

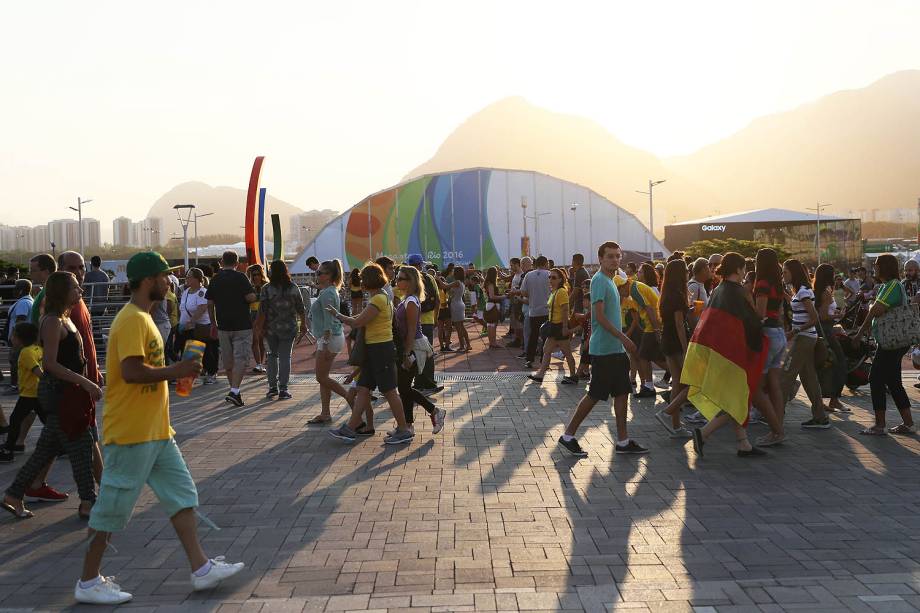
[431,408,447,434]
[74,576,133,605]
[191,557,245,591]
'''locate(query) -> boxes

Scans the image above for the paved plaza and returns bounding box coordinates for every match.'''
[2,363,920,612]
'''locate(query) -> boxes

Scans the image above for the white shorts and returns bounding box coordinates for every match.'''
[317,333,345,355]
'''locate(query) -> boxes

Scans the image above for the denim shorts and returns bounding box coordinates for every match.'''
[763,326,787,372]
[89,438,198,533]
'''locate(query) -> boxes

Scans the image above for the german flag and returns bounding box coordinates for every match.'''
[680,281,768,424]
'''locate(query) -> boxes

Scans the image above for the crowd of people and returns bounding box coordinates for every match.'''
[0,239,918,604]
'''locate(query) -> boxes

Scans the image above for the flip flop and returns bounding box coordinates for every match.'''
[1,502,34,519]
[307,415,332,425]
[858,426,888,436]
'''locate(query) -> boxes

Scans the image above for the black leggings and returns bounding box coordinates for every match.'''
[6,412,96,502]
[870,346,910,415]
[3,396,45,452]
[397,363,435,424]
[526,315,548,362]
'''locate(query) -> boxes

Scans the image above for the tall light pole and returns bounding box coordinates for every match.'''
[68,197,93,254]
[807,202,832,264]
[568,203,580,261]
[636,180,666,257]
[194,211,214,265]
[520,197,529,257]
[173,204,196,272]
[16,232,25,266]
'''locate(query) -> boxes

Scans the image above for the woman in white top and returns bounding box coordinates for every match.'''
[780,259,829,428]
[178,268,219,383]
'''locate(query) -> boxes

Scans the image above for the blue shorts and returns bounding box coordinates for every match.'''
[763,327,787,373]
[89,438,198,533]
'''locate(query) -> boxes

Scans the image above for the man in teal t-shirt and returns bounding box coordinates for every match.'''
[558,241,646,458]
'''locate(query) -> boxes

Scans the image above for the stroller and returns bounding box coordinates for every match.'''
[830,302,875,391]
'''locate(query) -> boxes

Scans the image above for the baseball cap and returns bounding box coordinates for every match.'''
[126,252,170,283]
[407,253,424,266]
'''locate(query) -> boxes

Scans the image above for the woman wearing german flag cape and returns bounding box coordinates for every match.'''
[681,253,774,457]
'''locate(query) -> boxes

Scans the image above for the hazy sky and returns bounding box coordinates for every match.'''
[3,0,918,240]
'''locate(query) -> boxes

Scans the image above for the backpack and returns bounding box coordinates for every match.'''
[2,296,29,343]
[420,273,437,313]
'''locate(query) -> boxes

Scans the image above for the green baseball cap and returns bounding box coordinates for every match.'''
[126,252,170,282]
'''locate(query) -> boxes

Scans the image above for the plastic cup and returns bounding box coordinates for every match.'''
[176,340,206,397]
[694,300,705,316]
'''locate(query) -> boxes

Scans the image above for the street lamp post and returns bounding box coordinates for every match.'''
[68,197,93,255]
[807,202,832,264]
[568,203,580,261]
[520,197,528,257]
[636,180,665,257]
[193,212,214,265]
[173,204,196,272]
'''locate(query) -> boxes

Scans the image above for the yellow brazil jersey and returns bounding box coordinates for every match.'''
[621,296,639,331]
[629,281,660,332]
[165,290,178,328]
[420,273,436,326]
[17,344,42,398]
[548,287,569,324]
[104,303,174,445]
[364,292,393,344]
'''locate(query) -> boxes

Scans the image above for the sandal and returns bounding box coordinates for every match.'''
[307,415,332,425]
[858,426,888,436]
[527,374,544,383]
[1,501,33,519]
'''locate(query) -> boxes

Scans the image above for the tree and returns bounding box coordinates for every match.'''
[684,238,790,261]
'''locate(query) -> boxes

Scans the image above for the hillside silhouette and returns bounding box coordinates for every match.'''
[404,97,721,232]
[666,70,920,215]
[146,181,337,242]
[406,71,920,231]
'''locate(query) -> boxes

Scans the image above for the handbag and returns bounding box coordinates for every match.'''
[347,327,366,366]
[875,283,920,350]
[183,289,214,342]
[539,290,564,339]
[484,302,500,324]
[59,382,94,441]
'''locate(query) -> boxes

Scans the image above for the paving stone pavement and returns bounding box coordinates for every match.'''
[2,371,920,612]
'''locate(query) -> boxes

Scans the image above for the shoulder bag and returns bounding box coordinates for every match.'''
[183,289,214,342]
[540,291,563,340]
[875,283,920,350]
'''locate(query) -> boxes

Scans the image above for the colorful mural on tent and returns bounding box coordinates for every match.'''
[343,170,500,270]
[295,168,668,272]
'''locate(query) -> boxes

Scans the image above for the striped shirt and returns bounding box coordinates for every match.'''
[791,286,817,337]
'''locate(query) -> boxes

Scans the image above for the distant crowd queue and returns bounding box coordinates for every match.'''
[0,240,918,605]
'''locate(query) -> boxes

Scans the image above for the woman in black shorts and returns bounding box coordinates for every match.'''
[654,260,692,438]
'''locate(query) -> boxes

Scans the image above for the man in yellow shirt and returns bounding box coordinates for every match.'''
[617,277,665,399]
[76,252,244,605]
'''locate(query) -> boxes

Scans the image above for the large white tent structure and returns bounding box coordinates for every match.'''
[291,168,667,272]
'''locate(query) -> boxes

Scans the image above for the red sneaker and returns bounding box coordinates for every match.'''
[24,483,69,502]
